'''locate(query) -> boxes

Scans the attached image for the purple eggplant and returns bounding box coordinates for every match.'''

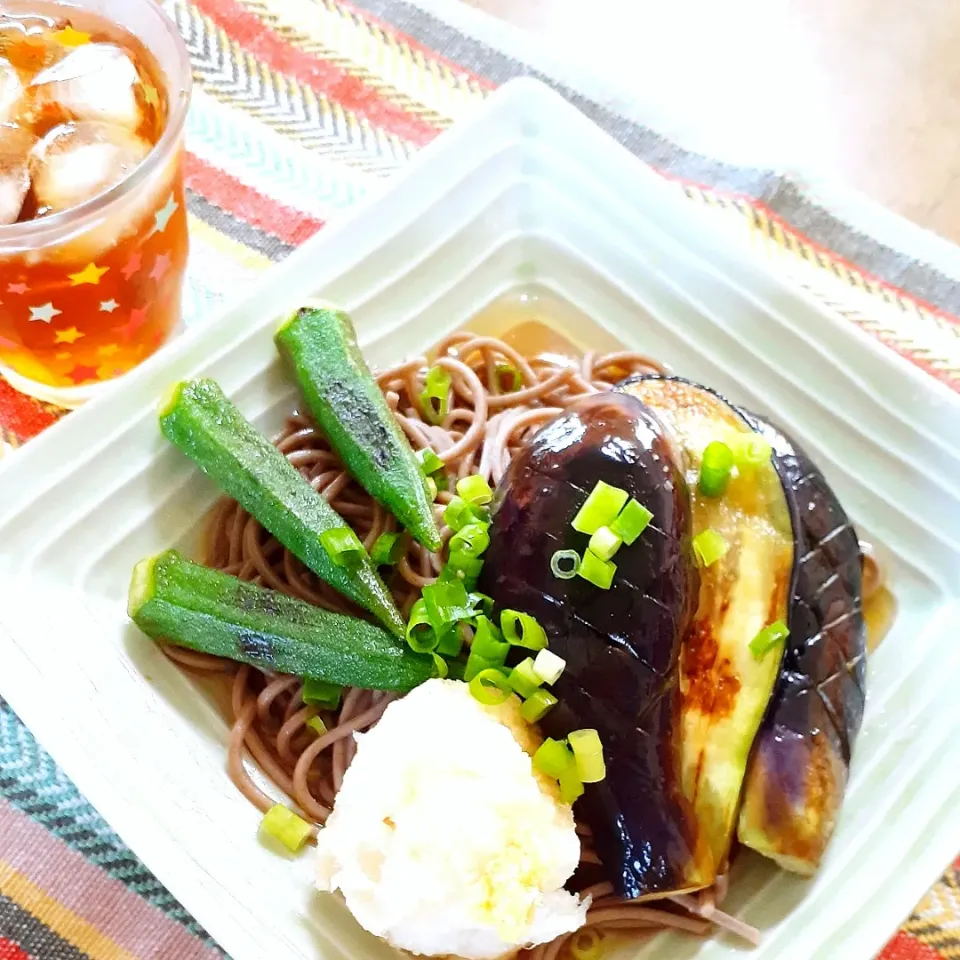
[735,412,866,874]
[479,391,713,900]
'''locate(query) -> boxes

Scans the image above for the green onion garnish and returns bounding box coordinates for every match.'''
[472,615,509,663]
[693,528,728,567]
[569,929,602,960]
[302,678,343,710]
[571,480,630,535]
[468,591,495,617]
[306,716,328,737]
[577,550,616,589]
[443,496,488,532]
[468,667,512,706]
[533,738,571,779]
[420,366,451,425]
[568,728,606,783]
[610,498,653,545]
[432,652,449,678]
[501,610,547,651]
[464,650,501,682]
[370,532,404,566]
[698,441,734,497]
[507,657,543,699]
[520,689,558,723]
[550,549,580,580]
[444,552,484,589]
[588,525,622,562]
[434,472,449,492]
[558,759,584,804]
[319,527,365,567]
[732,432,773,471]
[416,447,444,475]
[405,598,438,653]
[750,619,790,660]
[422,580,479,633]
[456,474,494,505]
[533,648,566,685]
[425,476,438,501]
[495,363,522,392]
[436,625,465,658]
[449,522,491,560]
[259,804,312,853]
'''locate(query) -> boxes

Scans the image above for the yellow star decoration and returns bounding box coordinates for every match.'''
[68,262,109,286]
[54,327,84,344]
[53,25,91,47]
[98,344,119,357]
[142,84,161,108]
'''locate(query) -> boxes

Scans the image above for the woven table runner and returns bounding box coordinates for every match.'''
[1,1,959,957]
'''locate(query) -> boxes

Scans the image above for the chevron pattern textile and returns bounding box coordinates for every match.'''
[0,1,959,958]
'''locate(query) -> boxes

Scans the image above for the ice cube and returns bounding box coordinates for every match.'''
[0,124,33,224]
[0,57,23,125]
[28,43,144,131]
[29,120,150,215]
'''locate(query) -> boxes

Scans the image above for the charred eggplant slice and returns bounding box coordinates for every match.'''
[735,412,866,874]
[617,377,794,876]
[479,391,712,900]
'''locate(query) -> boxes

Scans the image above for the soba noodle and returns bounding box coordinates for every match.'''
[163,332,884,954]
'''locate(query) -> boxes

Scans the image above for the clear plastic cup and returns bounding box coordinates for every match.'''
[0,0,191,406]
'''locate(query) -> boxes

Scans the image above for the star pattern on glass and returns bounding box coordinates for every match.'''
[100,299,119,313]
[117,306,149,341]
[142,84,160,108]
[149,253,172,282]
[98,344,119,357]
[68,262,109,286]
[153,195,178,234]
[54,326,84,344]
[29,302,61,323]
[69,364,99,384]
[122,252,142,280]
[7,283,28,295]
[53,25,90,47]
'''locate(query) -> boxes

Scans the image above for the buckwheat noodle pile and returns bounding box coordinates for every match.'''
[162,331,884,955]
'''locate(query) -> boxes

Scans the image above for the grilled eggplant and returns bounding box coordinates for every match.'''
[618,377,794,877]
[735,413,866,874]
[479,391,713,900]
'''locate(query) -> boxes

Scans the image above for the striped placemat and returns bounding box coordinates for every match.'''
[1,1,959,958]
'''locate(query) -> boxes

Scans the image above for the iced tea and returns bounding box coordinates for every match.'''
[0,0,190,398]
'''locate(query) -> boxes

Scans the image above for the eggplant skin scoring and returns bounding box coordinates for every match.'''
[736,410,867,874]
[479,391,713,900]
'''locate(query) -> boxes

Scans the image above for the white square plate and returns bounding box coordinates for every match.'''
[0,78,959,960]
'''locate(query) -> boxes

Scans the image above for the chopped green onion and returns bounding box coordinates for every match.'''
[302,678,343,710]
[464,651,501,682]
[578,550,616,589]
[306,716,328,737]
[371,532,404,566]
[436,625,465,658]
[495,363,522,393]
[550,549,580,580]
[259,804,312,853]
[588,525,622,562]
[456,474,494,505]
[421,580,478,634]
[533,648,566,685]
[610,498,653,545]
[449,522,491,559]
[501,610,548,651]
[693,528,728,567]
[416,447,444,475]
[469,667,512,706]
[319,527,365,567]
[731,431,773,471]
[569,929,602,960]
[425,476,438,501]
[572,480,629,535]
[507,657,543,699]
[443,553,484,589]
[434,472,449,492]
[558,759,584,804]
[472,615,509,663]
[520,689,558,723]
[405,598,438,653]
[698,441,734,498]
[750,619,790,660]
[443,496,488,532]
[468,591,495,617]
[533,738,571,779]
[420,366,451,425]
[568,728,606,783]
[432,652,449,678]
